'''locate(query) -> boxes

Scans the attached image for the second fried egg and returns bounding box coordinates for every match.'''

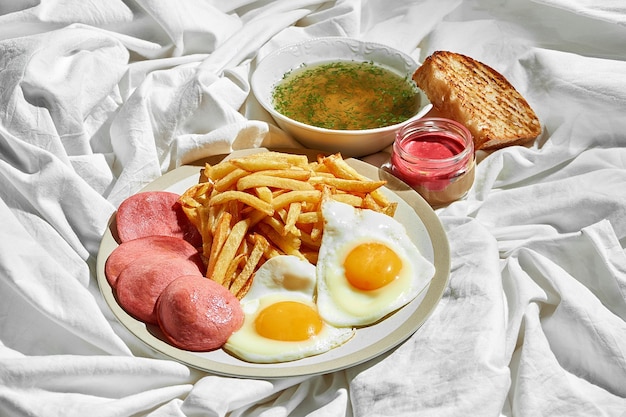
[316,200,435,327]
[223,255,355,363]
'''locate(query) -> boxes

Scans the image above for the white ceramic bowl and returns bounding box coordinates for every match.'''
[251,37,432,158]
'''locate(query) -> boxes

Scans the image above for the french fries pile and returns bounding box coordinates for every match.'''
[179,151,397,299]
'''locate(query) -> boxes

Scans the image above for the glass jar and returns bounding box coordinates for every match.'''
[389,117,475,207]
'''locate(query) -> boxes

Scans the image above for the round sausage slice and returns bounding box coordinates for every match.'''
[115,255,204,324]
[156,275,244,352]
[116,191,201,246]
[105,235,204,288]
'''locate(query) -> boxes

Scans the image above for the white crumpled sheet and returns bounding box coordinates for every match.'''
[0,0,625,416]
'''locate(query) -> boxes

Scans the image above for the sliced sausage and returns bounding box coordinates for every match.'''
[115,255,203,324]
[156,275,244,352]
[105,235,204,288]
[115,191,201,246]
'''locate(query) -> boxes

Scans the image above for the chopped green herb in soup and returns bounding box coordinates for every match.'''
[272,61,420,130]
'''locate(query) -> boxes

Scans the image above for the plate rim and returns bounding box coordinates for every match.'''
[96,148,450,379]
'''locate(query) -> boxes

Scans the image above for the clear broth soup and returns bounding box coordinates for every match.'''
[272,61,420,130]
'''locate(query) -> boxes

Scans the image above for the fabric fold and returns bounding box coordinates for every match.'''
[0,0,625,416]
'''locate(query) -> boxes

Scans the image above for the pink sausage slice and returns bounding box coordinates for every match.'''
[116,191,201,246]
[156,275,244,352]
[105,235,204,288]
[115,255,204,324]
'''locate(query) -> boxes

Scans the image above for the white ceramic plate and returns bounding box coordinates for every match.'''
[96,148,450,379]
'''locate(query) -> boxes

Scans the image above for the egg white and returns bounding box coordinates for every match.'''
[316,200,436,327]
[223,255,355,363]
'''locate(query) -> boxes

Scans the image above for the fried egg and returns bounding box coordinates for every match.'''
[316,200,435,327]
[223,255,355,363]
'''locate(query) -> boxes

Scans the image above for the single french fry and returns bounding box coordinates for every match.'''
[257,222,303,258]
[191,182,211,199]
[214,168,250,192]
[296,211,321,224]
[331,192,363,207]
[254,186,273,203]
[206,160,238,182]
[310,186,330,243]
[199,165,209,183]
[283,202,301,236]
[230,236,268,297]
[261,215,286,237]
[237,175,314,192]
[227,200,242,224]
[206,211,232,279]
[247,209,269,228]
[230,157,291,172]
[179,205,200,229]
[323,153,394,208]
[299,229,322,249]
[223,252,246,289]
[208,203,224,235]
[309,176,386,194]
[179,183,213,230]
[209,218,250,285]
[238,234,250,259]
[362,193,381,211]
[276,208,288,223]
[320,153,358,179]
[248,233,280,260]
[310,222,323,242]
[253,151,310,167]
[235,277,254,300]
[319,183,334,202]
[301,201,318,212]
[382,201,398,217]
[210,190,274,216]
[271,190,322,211]
[309,160,330,174]
[197,205,213,259]
[179,186,202,209]
[248,169,312,181]
[265,246,282,259]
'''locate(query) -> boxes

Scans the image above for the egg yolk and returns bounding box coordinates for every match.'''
[343,242,403,290]
[255,301,323,341]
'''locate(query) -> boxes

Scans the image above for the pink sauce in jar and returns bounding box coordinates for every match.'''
[390,118,475,207]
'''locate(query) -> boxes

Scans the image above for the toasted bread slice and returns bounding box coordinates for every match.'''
[412,51,541,150]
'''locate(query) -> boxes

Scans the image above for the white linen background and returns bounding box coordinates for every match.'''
[0,0,625,416]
